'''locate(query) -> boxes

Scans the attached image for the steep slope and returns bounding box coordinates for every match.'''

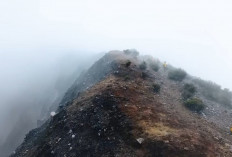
[12,51,232,157]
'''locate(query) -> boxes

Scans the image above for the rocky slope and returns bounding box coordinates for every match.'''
[11,51,232,157]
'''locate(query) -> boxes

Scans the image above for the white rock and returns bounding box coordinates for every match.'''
[136,138,144,144]
[50,112,56,117]
[72,135,75,139]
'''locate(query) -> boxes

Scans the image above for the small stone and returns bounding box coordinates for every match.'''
[50,112,56,117]
[72,135,75,139]
[136,138,144,144]
[57,138,62,143]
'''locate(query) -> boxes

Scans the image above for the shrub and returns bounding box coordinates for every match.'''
[168,68,187,81]
[123,49,139,57]
[193,79,232,107]
[125,60,131,67]
[152,84,161,93]
[184,98,205,113]
[182,84,196,100]
[218,89,232,106]
[124,75,130,81]
[141,72,148,79]
[150,62,160,72]
[139,61,147,70]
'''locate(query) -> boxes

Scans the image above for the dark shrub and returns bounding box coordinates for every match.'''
[184,84,196,93]
[150,62,160,72]
[125,60,131,67]
[152,84,161,93]
[139,61,147,70]
[124,75,130,81]
[182,84,196,100]
[141,72,148,79]
[184,98,205,113]
[168,68,187,81]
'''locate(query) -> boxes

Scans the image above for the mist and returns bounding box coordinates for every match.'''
[1,0,232,156]
[1,0,232,89]
[0,50,103,156]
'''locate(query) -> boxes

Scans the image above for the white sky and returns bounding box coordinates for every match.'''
[0,0,232,89]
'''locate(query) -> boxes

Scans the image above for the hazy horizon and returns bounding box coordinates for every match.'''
[1,0,232,90]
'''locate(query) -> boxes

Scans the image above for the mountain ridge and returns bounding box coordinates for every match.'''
[11,50,232,157]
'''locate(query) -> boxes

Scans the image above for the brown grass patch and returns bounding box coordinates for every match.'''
[139,121,178,137]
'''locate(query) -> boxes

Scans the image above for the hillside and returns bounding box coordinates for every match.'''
[11,50,232,157]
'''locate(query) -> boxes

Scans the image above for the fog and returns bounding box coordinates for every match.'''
[0,50,103,156]
[1,0,232,156]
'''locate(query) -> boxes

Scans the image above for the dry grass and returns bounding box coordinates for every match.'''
[139,121,178,137]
